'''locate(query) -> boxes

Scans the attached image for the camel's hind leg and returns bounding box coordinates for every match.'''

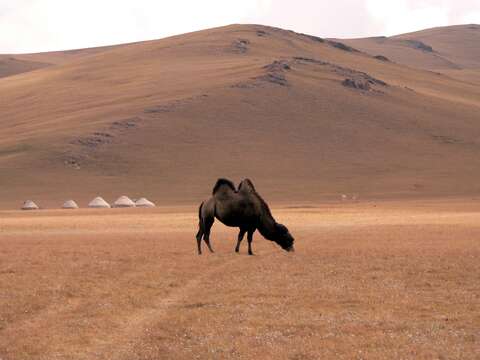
[247,229,255,255]
[203,216,215,253]
[197,200,215,255]
[197,223,214,254]
[196,227,204,255]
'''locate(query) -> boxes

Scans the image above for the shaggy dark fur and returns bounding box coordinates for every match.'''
[196,178,295,255]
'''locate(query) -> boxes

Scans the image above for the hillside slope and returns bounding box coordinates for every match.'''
[0,44,122,79]
[338,24,480,83]
[1,24,479,208]
[0,55,50,79]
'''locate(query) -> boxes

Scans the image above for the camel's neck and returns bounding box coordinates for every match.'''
[257,212,277,240]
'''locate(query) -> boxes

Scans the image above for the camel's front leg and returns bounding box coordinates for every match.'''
[235,228,246,253]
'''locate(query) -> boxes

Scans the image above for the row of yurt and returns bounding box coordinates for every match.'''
[21,197,155,210]
[88,196,156,208]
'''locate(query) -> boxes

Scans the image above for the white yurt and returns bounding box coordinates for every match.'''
[135,197,156,208]
[113,196,136,208]
[88,197,111,209]
[62,200,79,209]
[21,200,39,210]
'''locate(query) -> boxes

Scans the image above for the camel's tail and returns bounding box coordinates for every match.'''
[198,202,204,227]
[198,202,203,233]
[196,201,204,243]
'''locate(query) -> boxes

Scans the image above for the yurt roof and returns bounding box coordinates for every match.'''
[135,197,156,208]
[62,200,79,209]
[113,195,136,208]
[88,196,111,208]
[21,200,39,210]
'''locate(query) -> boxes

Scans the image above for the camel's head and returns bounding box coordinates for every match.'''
[273,223,295,252]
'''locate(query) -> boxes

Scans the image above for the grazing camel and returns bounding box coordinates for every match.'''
[196,178,295,255]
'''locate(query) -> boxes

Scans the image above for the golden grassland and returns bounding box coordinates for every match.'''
[0,199,479,359]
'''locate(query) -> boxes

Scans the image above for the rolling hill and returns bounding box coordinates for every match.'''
[0,24,479,209]
[338,24,480,83]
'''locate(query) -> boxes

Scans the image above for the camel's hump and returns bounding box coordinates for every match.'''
[238,178,256,193]
[212,178,236,195]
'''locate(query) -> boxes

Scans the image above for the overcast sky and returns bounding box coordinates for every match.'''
[1,0,479,53]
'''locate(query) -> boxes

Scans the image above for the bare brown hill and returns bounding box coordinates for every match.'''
[338,24,480,83]
[0,55,50,79]
[0,24,479,208]
[0,44,122,79]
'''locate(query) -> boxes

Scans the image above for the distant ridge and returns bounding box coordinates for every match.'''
[336,24,480,72]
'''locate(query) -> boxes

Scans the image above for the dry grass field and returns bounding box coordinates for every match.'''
[1,199,479,359]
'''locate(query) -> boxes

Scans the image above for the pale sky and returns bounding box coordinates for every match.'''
[0,0,479,53]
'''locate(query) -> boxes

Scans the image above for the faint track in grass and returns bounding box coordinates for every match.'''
[84,251,259,360]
